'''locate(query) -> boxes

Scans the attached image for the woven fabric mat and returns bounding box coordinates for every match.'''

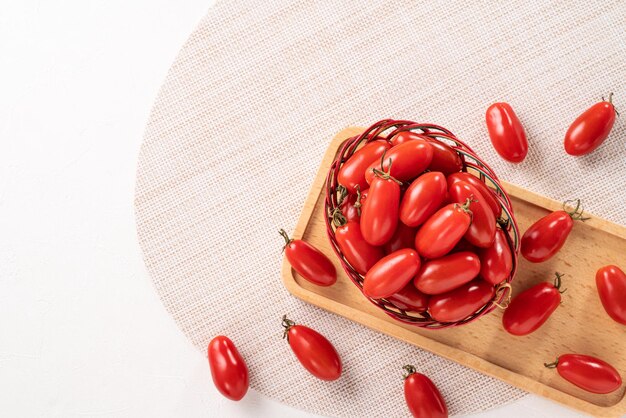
[135,1,626,416]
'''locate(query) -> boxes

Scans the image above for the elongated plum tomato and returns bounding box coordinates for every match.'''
[426,139,463,174]
[414,251,480,295]
[389,131,426,146]
[448,180,496,248]
[564,94,617,156]
[208,336,249,401]
[479,228,513,285]
[360,172,401,246]
[399,172,447,227]
[337,139,390,193]
[363,248,421,299]
[428,279,495,323]
[280,229,336,286]
[485,102,528,163]
[388,283,429,312]
[403,365,448,418]
[414,202,472,259]
[364,139,433,184]
[282,316,342,381]
[333,213,383,275]
[596,265,626,325]
[447,172,502,218]
[545,354,622,394]
[384,222,417,254]
[502,273,564,336]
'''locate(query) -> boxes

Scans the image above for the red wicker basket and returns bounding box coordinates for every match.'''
[324,119,520,329]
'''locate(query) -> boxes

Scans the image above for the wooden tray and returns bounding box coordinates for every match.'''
[281,127,626,417]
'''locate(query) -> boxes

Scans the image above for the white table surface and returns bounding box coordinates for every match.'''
[0,1,594,417]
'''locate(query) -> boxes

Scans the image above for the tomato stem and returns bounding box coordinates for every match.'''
[553,272,567,294]
[493,283,512,309]
[332,208,347,227]
[353,185,363,216]
[544,358,559,369]
[336,185,348,206]
[562,199,590,221]
[402,364,416,379]
[457,197,476,214]
[279,229,293,250]
[281,314,296,340]
[372,151,403,185]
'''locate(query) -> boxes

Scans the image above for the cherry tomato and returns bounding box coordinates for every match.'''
[564,94,617,156]
[280,229,336,286]
[448,181,496,248]
[485,102,528,163]
[384,222,417,254]
[502,273,564,336]
[389,130,426,146]
[414,251,480,295]
[334,218,384,275]
[208,336,249,401]
[545,354,622,394]
[337,186,363,222]
[425,139,463,174]
[428,279,495,323]
[596,265,626,325]
[364,139,433,184]
[447,172,502,218]
[479,228,513,285]
[399,172,447,227]
[388,283,429,312]
[414,202,472,259]
[360,173,401,246]
[403,365,448,418]
[338,139,390,193]
[282,316,342,381]
[363,248,421,299]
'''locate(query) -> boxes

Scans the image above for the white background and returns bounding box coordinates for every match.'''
[0,1,592,417]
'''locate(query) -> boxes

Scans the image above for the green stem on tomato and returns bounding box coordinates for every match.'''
[544,358,559,369]
[402,364,417,379]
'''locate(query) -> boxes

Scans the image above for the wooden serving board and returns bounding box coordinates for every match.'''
[281,127,626,417]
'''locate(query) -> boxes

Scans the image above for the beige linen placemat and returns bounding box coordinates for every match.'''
[135,1,625,416]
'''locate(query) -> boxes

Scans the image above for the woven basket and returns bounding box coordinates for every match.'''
[324,119,520,329]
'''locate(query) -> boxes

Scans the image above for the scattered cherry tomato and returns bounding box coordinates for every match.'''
[596,265,626,325]
[384,222,417,254]
[545,354,622,394]
[364,139,433,184]
[425,139,463,174]
[363,248,421,299]
[280,229,336,286]
[428,279,495,323]
[564,93,617,156]
[388,283,430,312]
[414,251,481,295]
[282,316,342,381]
[389,130,427,147]
[403,365,448,418]
[333,214,384,275]
[208,336,249,401]
[399,172,447,227]
[447,172,502,218]
[502,273,565,336]
[360,170,401,246]
[479,228,513,285]
[448,181,496,248]
[414,201,472,259]
[485,102,528,163]
[338,139,390,193]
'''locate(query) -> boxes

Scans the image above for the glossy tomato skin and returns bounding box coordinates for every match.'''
[553,354,622,394]
[338,140,390,193]
[339,192,362,222]
[404,369,448,418]
[360,176,400,246]
[363,248,421,299]
[448,181,496,248]
[365,139,433,184]
[414,203,472,259]
[479,228,513,285]
[596,265,626,325]
[283,235,337,286]
[335,222,383,275]
[414,251,481,295]
[388,283,429,312]
[564,99,616,156]
[286,324,342,381]
[384,222,417,254]
[485,103,528,163]
[425,139,463,174]
[390,131,426,146]
[447,172,502,218]
[521,211,573,263]
[502,282,560,336]
[399,172,447,227]
[208,336,249,401]
[428,280,495,323]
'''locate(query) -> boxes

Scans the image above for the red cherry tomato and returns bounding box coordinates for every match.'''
[545,354,622,394]
[502,273,564,336]
[596,265,626,325]
[425,139,463,174]
[448,181,496,248]
[280,229,336,286]
[389,130,426,146]
[388,283,429,312]
[428,279,495,323]
[414,251,480,295]
[399,172,447,227]
[360,173,401,246]
[384,222,417,254]
[363,248,421,299]
[414,202,472,259]
[282,316,342,381]
[564,94,617,156]
[447,172,502,218]
[334,218,384,275]
[485,102,528,163]
[208,336,249,401]
[338,139,390,193]
[479,228,513,285]
[338,187,363,222]
[364,139,433,184]
[403,365,448,418]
